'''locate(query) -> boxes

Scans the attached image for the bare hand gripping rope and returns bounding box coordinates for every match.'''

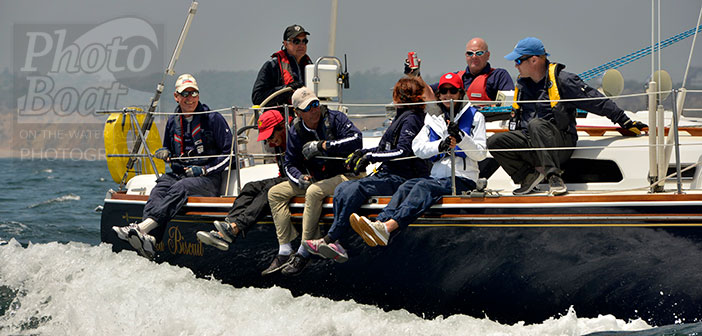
[119,1,199,189]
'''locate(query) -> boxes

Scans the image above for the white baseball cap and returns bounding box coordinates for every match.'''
[175,74,199,93]
[291,86,318,110]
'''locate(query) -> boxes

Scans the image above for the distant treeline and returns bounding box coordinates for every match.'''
[1,67,701,115]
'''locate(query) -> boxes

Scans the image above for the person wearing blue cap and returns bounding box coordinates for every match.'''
[487,37,647,196]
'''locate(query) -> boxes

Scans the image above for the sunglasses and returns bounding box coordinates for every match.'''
[288,38,309,45]
[465,50,486,57]
[514,55,533,65]
[298,100,320,112]
[438,87,460,95]
[178,91,199,98]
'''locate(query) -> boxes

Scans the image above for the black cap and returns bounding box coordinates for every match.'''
[283,24,310,41]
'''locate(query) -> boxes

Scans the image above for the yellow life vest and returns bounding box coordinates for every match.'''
[512,63,561,110]
[104,112,165,184]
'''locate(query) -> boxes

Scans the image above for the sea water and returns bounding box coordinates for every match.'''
[0,158,696,335]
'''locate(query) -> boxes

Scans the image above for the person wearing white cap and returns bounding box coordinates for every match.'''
[112,73,233,259]
[488,37,647,196]
[263,86,363,276]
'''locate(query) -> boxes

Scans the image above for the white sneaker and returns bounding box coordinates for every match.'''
[112,223,138,241]
[196,230,230,251]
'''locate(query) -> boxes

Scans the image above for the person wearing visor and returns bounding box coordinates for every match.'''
[264,87,363,276]
[195,109,291,251]
[112,74,233,259]
[488,37,648,196]
[252,24,313,107]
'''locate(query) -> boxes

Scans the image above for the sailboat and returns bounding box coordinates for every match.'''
[100,1,702,326]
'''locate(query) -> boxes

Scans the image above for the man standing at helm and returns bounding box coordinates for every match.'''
[252,24,313,106]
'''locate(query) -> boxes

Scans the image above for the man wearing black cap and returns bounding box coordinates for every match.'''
[252,24,313,107]
[487,37,647,196]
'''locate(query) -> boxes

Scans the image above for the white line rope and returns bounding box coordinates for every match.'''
[129,141,702,162]
[123,89,684,116]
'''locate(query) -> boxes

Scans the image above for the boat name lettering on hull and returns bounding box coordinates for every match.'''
[168,226,203,257]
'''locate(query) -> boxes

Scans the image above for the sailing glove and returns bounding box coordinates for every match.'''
[353,154,372,175]
[447,122,463,143]
[297,174,313,190]
[619,119,648,136]
[403,60,420,76]
[345,149,365,170]
[302,140,325,159]
[438,137,454,152]
[154,147,170,160]
[185,166,206,177]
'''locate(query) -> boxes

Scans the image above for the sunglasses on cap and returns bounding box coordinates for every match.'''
[178,91,199,98]
[438,87,460,95]
[288,38,309,45]
[298,100,320,112]
[465,50,486,57]
[514,55,534,65]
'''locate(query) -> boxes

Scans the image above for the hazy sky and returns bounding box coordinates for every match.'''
[2,0,702,84]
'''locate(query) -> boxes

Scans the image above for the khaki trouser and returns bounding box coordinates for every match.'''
[268,173,364,245]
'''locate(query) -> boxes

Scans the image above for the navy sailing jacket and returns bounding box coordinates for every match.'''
[362,109,429,179]
[514,62,629,141]
[284,108,362,186]
[163,102,233,176]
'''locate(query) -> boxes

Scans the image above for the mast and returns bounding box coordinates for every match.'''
[328,0,338,56]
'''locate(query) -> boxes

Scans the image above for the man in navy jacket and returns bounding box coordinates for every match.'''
[264,87,363,276]
[112,74,233,259]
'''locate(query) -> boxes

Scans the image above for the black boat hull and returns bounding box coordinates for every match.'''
[101,194,702,325]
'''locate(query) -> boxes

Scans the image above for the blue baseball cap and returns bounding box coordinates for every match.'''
[504,37,550,61]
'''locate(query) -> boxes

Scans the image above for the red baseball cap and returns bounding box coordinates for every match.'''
[439,72,463,90]
[257,110,284,142]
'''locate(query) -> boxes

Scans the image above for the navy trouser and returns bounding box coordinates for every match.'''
[143,172,221,240]
[326,172,407,241]
[376,176,476,229]
[225,176,286,234]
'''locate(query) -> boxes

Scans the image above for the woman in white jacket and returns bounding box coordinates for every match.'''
[350,72,487,246]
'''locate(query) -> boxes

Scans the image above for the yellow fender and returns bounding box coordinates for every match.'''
[104,112,165,183]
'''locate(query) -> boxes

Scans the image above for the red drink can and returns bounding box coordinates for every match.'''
[408,51,419,69]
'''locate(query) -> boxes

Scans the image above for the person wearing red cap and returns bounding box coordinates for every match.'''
[349,72,487,247]
[252,24,313,107]
[195,109,291,251]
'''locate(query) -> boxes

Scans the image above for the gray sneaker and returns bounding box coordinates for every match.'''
[127,228,156,260]
[261,254,293,276]
[214,220,238,243]
[548,175,568,196]
[513,171,545,195]
[196,230,230,251]
[281,253,309,276]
